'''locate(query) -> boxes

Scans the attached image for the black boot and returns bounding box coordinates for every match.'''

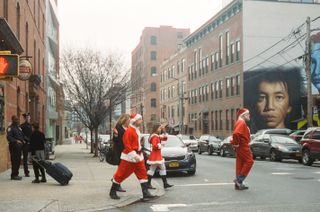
[161,176,173,189]
[109,183,120,200]
[117,184,126,192]
[147,175,156,189]
[141,182,157,201]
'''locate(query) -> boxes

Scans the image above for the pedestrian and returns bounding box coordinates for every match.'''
[20,112,32,177]
[112,113,130,192]
[230,108,254,190]
[30,122,47,183]
[146,123,173,189]
[6,115,25,180]
[109,113,156,201]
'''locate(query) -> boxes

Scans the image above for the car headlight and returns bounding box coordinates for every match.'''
[185,152,194,160]
[277,145,288,152]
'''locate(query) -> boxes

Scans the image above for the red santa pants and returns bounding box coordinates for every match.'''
[235,149,254,177]
[113,160,148,184]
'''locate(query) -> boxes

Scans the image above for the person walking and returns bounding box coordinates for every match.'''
[146,123,173,189]
[6,115,25,180]
[230,108,254,190]
[112,113,130,192]
[109,113,156,201]
[20,112,32,177]
[30,123,46,183]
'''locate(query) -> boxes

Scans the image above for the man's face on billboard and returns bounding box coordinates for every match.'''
[256,81,292,128]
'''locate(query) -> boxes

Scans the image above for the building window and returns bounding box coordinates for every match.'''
[182,59,185,72]
[219,35,223,67]
[16,3,20,40]
[231,109,235,127]
[211,111,214,130]
[226,78,230,97]
[205,57,209,73]
[215,52,219,69]
[236,75,240,95]
[4,0,8,20]
[198,87,202,103]
[211,54,214,71]
[215,111,218,130]
[211,82,214,100]
[226,31,230,65]
[151,67,157,76]
[219,110,223,130]
[226,110,229,130]
[215,81,219,99]
[231,77,235,96]
[219,80,223,98]
[34,40,36,74]
[231,43,235,63]
[150,36,157,45]
[151,83,156,92]
[25,22,29,55]
[236,40,240,61]
[151,99,157,108]
[150,51,157,60]
[206,84,209,101]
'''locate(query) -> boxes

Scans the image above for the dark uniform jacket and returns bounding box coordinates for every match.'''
[7,124,25,144]
[20,122,32,143]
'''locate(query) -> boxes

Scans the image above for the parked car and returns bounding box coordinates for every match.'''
[178,134,198,152]
[300,127,320,166]
[250,134,301,162]
[219,136,235,157]
[289,130,306,143]
[252,128,292,140]
[141,134,196,175]
[198,135,222,155]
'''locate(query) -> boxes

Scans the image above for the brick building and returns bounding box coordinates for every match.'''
[131,26,190,132]
[0,0,46,172]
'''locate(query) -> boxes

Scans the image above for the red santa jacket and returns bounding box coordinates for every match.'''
[230,118,251,153]
[147,134,168,165]
[120,125,144,163]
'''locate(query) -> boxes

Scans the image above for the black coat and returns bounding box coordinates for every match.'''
[20,122,32,143]
[113,125,126,159]
[30,130,46,155]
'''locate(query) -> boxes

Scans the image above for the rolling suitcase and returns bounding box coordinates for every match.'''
[34,158,73,185]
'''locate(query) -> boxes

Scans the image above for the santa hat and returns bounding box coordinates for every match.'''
[236,108,249,120]
[130,113,142,124]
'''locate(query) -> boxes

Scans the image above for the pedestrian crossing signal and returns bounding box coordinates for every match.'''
[0,54,19,76]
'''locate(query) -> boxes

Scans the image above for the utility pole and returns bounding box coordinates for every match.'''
[306,17,313,127]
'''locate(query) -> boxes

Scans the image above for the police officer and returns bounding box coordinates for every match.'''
[7,115,25,180]
[20,112,32,177]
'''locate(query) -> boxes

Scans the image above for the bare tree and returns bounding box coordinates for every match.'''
[61,48,129,156]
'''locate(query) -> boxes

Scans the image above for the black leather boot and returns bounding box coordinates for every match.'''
[117,184,126,192]
[109,183,120,200]
[141,182,157,201]
[161,176,173,189]
[147,175,156,189]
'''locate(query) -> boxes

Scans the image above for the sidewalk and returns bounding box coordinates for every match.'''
[0,142,164,212]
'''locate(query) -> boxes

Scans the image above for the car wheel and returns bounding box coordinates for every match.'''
[302,149,314,166]
[220,148,225,157]
[208,147,213,155]
[188,170,196,175]
[298,158,302,164]
[216,149,220,156]
[270,149,281,162]
[260,156,266,160]
[98,152,104,162]
[198,147,202,155]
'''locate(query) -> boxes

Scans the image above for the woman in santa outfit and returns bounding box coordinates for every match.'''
[109,113,156,201]
[147,123,173,189]
[230,108,254,190]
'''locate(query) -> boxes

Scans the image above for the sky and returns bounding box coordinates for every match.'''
[59,0,225,65]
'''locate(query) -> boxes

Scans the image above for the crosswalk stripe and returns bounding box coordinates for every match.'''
[175,182,234,187]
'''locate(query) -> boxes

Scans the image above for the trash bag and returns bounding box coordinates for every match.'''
[105,146,120,165]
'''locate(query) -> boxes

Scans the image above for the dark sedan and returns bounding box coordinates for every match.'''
[250,134,302,162]
[219,136,235,157]
[141,134,196,175]
[198,135,222,155]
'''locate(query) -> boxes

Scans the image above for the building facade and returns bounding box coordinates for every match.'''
[0,0,46,172]
[131,26,190,132]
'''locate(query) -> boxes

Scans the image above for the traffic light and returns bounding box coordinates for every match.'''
[0,54,19,76]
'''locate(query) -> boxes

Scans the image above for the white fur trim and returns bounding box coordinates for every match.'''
[130,114,142,124]
[139,179,148,183]
[159,170,167,176]
[147,159,165,165]
[121,152,143,163]
[112,179,120,184]
[157,143,162,149]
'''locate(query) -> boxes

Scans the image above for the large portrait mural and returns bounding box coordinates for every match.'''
[244,32,320,133]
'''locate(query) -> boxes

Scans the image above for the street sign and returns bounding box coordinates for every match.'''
[18,59,32,81]
[0,54,19,76]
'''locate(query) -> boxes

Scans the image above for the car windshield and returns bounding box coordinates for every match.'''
[271,136,297,144]
[165,136,185,147]
[181,135,197,140]
[209,136,221,142]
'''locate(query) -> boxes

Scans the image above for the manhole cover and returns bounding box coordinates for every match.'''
[293,177,315,180]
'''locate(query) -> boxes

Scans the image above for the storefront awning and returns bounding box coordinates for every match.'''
[0,18,23,54]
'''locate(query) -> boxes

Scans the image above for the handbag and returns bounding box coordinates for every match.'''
[105,145,120,166]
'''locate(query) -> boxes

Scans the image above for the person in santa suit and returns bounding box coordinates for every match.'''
[146,123,173,189]
[109,113,156,201]
[230,108,254,190]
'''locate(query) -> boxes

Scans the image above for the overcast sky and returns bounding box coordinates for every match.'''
[59,0,224,65]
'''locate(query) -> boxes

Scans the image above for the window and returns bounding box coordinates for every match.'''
[150,51,157,60]
[226,31,230,65]
[34,40,36,74]
[182,59,185,72]
[211,54,214,71]
[226,78,230,97]
[205,57,209,73]
[199,87,202,103]
[25,23,29,55]
[219,110,223,130]
[219,35,223,67]
[231,109,235,127]
[151,99,157,108]
[150,36,157,45]
[151,83,156,92]
[16,3,20,40]
[4,0,8,20]
[171,106,175,118]
[236,75,240,95]
[211,111,214,130]
[215,52,219,69]
[211,82,214,99]
[219,80,223,98]
[168,87,171,99]
[194,51,198,72]
[151,67,157,76]
[236,40,240,61]
[215,81,219,99]
[206,84,209,101]
[226,110,229,130]
[231,43,235,63]
[231,77,235,96]
[215,111,218,130]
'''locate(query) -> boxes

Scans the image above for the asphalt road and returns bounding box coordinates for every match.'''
[108,153,320,212]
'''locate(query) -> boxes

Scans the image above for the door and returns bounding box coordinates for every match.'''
[251,135,264,156]
[311,130,320,154]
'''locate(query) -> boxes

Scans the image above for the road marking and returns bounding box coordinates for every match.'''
[204,179,209,182]
[315,171,320,174]
[150,201,247,211]
[271,172,292,175]
[175,182,234,187]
